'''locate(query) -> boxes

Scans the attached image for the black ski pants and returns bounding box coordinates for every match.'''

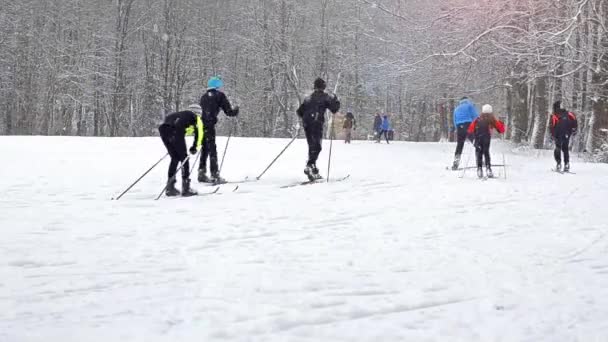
[454,122,471,156]
[159,124,189,180]
[304,122,323,166]
[554,135,570,165]
[474,135,491,168]
[199,124,218,175]
[377,130,390,143]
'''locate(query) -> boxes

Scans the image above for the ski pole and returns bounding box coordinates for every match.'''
[112,153,169,200]
[189,148,202,175]
[219,118,237,174]
[155,155,191,200]
[327,113,336,182]
[256,126,300,180]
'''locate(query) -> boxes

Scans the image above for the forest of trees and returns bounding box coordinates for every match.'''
[1,0,607,160]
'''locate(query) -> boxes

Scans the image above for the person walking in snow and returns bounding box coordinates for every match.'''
[296,77,341,181]
[197,76,239,184]
[343,111,356,143]
[158,104,204,196]
[452,96,479,170]
[550,101,578,172]
[467,104,505,178]
[377,114,391,144]
[373,113,382,142]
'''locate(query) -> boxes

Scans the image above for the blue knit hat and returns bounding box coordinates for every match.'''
[207,76,223,89]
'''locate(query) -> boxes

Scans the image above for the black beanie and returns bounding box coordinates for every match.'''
[553,101,562,113]
[314,78,326,90]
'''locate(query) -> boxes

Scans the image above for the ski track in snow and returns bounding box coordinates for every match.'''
[1,136,608,341]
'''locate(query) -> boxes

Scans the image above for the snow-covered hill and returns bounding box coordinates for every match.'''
[1,136,608,341]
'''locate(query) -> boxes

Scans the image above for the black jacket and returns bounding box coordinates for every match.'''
[199,89,238,126]
[161,110,204,149]
[296,90,340,125]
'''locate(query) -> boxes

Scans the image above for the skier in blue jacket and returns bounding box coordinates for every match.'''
[451,97,479,170]
[377,115,391,144]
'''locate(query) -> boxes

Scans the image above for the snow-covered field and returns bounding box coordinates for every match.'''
[1,135,608,342]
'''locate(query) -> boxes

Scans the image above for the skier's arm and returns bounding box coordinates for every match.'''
[495,120,505,134]
[569,113,578,134]
[194,116,204,149]
[327,93,340,114]
[220,93,239,117]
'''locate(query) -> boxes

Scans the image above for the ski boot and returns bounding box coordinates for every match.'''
[486,166,494,178]
[181,179,198,197]
[451,155,461,171]
[210,172,226,185]
[555,163,562,172]
[564,163,570,172]
[477,166,484,179]
[197,169,211,183]
[304,164,322,181]
[311,165,322,180]
[165,179,180,197]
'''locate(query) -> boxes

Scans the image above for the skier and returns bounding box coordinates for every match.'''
[343,111,356,143]
[373,113,382,142]
[466,104,505,178]
[550,101,578,172]
[377,114,391,144]
[197,76,239,184]
[452,96,479,170]
[296,77,341,181]
[158,104,204,196]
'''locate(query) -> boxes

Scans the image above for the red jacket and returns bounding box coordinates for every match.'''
[550,111,577,137]
[467,115,505,137]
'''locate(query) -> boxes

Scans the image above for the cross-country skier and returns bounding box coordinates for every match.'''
[296,77,341,181]
[377,114,391,143]
[197,76,239,184]
[467,104,505,178]
[550,101,578,172]
[158,104,204,196]
[373,113,382,142]
[452,96,479,170]
[343,112,356,143]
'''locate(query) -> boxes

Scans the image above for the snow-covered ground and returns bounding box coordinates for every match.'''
[1,135,608,342]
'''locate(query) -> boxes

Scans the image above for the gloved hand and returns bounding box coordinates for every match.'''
[189,146,197,155]
[232,106,240,116]
[467,134,474,143]
[572,129,577,136]
[450,126,455,133]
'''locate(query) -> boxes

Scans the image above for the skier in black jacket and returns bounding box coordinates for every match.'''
[296,78,340,181]
[197,77,239,184]
[158,104,204,196]
[550,101,578,172]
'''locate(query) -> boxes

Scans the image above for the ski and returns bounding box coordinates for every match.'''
[552,168,576,174]
[280,174,350,189]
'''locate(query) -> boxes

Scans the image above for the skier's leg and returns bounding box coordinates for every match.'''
[475,140,483,168]
[159,125,180,179]
[199,125,210,172]
[207,126,219,176]
[484,138,491,168]
[384,130,389,143]
[563,136,570,165]
[455,124,467,156]
[554,139,562,165]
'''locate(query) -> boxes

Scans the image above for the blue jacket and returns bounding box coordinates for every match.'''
[381,116,390,130]
[453,99,479,127]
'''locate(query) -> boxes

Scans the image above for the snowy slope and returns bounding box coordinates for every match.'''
[1,135,608,342]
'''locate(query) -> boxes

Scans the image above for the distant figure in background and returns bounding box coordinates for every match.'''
[373,113,382,142]
[377,114,391,144]
[467,104,505,178]
[198,76,239,184]
[343,112,356,143]
[158,104,204,196]
[452,96,479,170]
[296,77,341,181]
[550,101,578,172]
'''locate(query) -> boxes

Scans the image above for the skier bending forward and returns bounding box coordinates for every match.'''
[467,104,505,178]
[158,104,204,196]
[296,77,341,181]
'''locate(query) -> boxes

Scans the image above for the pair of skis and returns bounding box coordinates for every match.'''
[280,175,351,189]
